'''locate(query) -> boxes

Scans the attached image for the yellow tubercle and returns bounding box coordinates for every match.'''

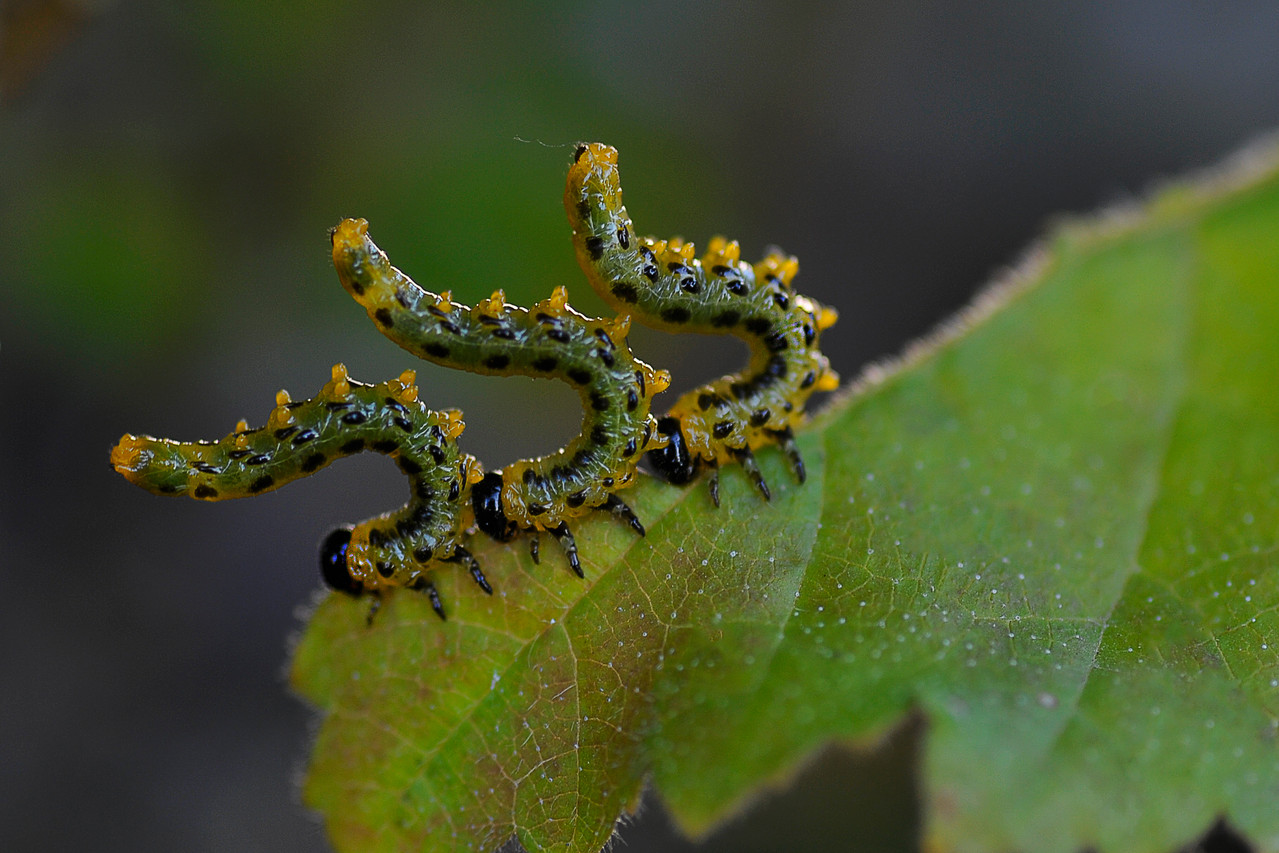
[815,304,839,332]
[661,237,697,262]
[270,390,296,428]
[604,312,631,341]
[329,363,353,398]
[477,290,506,315]
[439,409,466,441]
[648,366,672,395]
[393,369,419,403]
[436,291,455,313]
[756,253,800,287]
[538,285,570,315]
[703,237,742,266]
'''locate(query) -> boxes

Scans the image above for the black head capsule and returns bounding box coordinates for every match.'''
[473,470,518,542]
[320,527,364,596]
[645,416,700,485]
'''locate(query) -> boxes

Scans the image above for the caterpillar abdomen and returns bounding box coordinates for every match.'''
[330,217,670,572]
[111,364,487,615]
[564,143,839,502]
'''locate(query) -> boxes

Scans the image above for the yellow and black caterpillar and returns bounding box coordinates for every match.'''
[565,143,839,504]
[112,365,487,618]
[113,143,838,619]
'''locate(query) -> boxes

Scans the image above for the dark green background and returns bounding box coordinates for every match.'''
[3,2,1277,851]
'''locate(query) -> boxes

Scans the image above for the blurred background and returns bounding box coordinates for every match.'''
[3,1,1279,851]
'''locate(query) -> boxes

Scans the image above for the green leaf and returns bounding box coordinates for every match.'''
[290,144,1279,853]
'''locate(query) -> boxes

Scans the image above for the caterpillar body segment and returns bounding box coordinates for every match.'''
[111,364,487,609]
[331,218,670,569]
[564,143,839,500]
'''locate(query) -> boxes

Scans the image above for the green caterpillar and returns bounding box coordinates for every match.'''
[330,218,670,575]
[111,364,487,619]
[564,143,840,504]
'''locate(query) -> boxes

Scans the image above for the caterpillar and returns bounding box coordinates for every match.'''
[111,364,488,619]
[330,218,670,575]
[564,143,840,505]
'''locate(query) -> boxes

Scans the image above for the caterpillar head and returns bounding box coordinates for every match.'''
[319,526,365,596]
[111,435,194,495]
[645,416,700,485]
[473,470,518,542]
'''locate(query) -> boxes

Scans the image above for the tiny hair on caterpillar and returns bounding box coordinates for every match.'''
[565,142,839,505]
[111,364,488,620]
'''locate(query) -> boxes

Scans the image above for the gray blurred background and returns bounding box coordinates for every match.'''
[3,2,1277,851]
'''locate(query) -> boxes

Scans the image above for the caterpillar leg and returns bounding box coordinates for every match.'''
[409,576,446,620]
[729,446,772,501]
[445,544,492,595]
[598,493,645,536]
[364,592,384,626]
[769,425,806,484]
[529,534,540,565]
[707,464,720,508]
[548,521,583,578]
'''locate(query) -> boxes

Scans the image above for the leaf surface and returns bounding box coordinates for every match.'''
[291,145,1279,853]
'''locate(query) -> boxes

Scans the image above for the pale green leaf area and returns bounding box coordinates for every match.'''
[291,144,1279,853]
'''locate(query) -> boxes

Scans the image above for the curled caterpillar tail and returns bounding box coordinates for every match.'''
[330,216,671,574]
[112,364,487,607]
[565,142,840,500]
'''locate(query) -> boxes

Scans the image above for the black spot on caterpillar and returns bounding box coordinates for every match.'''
[330,218,670,575]
[565,143,840,503]
[111,364,489,618]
